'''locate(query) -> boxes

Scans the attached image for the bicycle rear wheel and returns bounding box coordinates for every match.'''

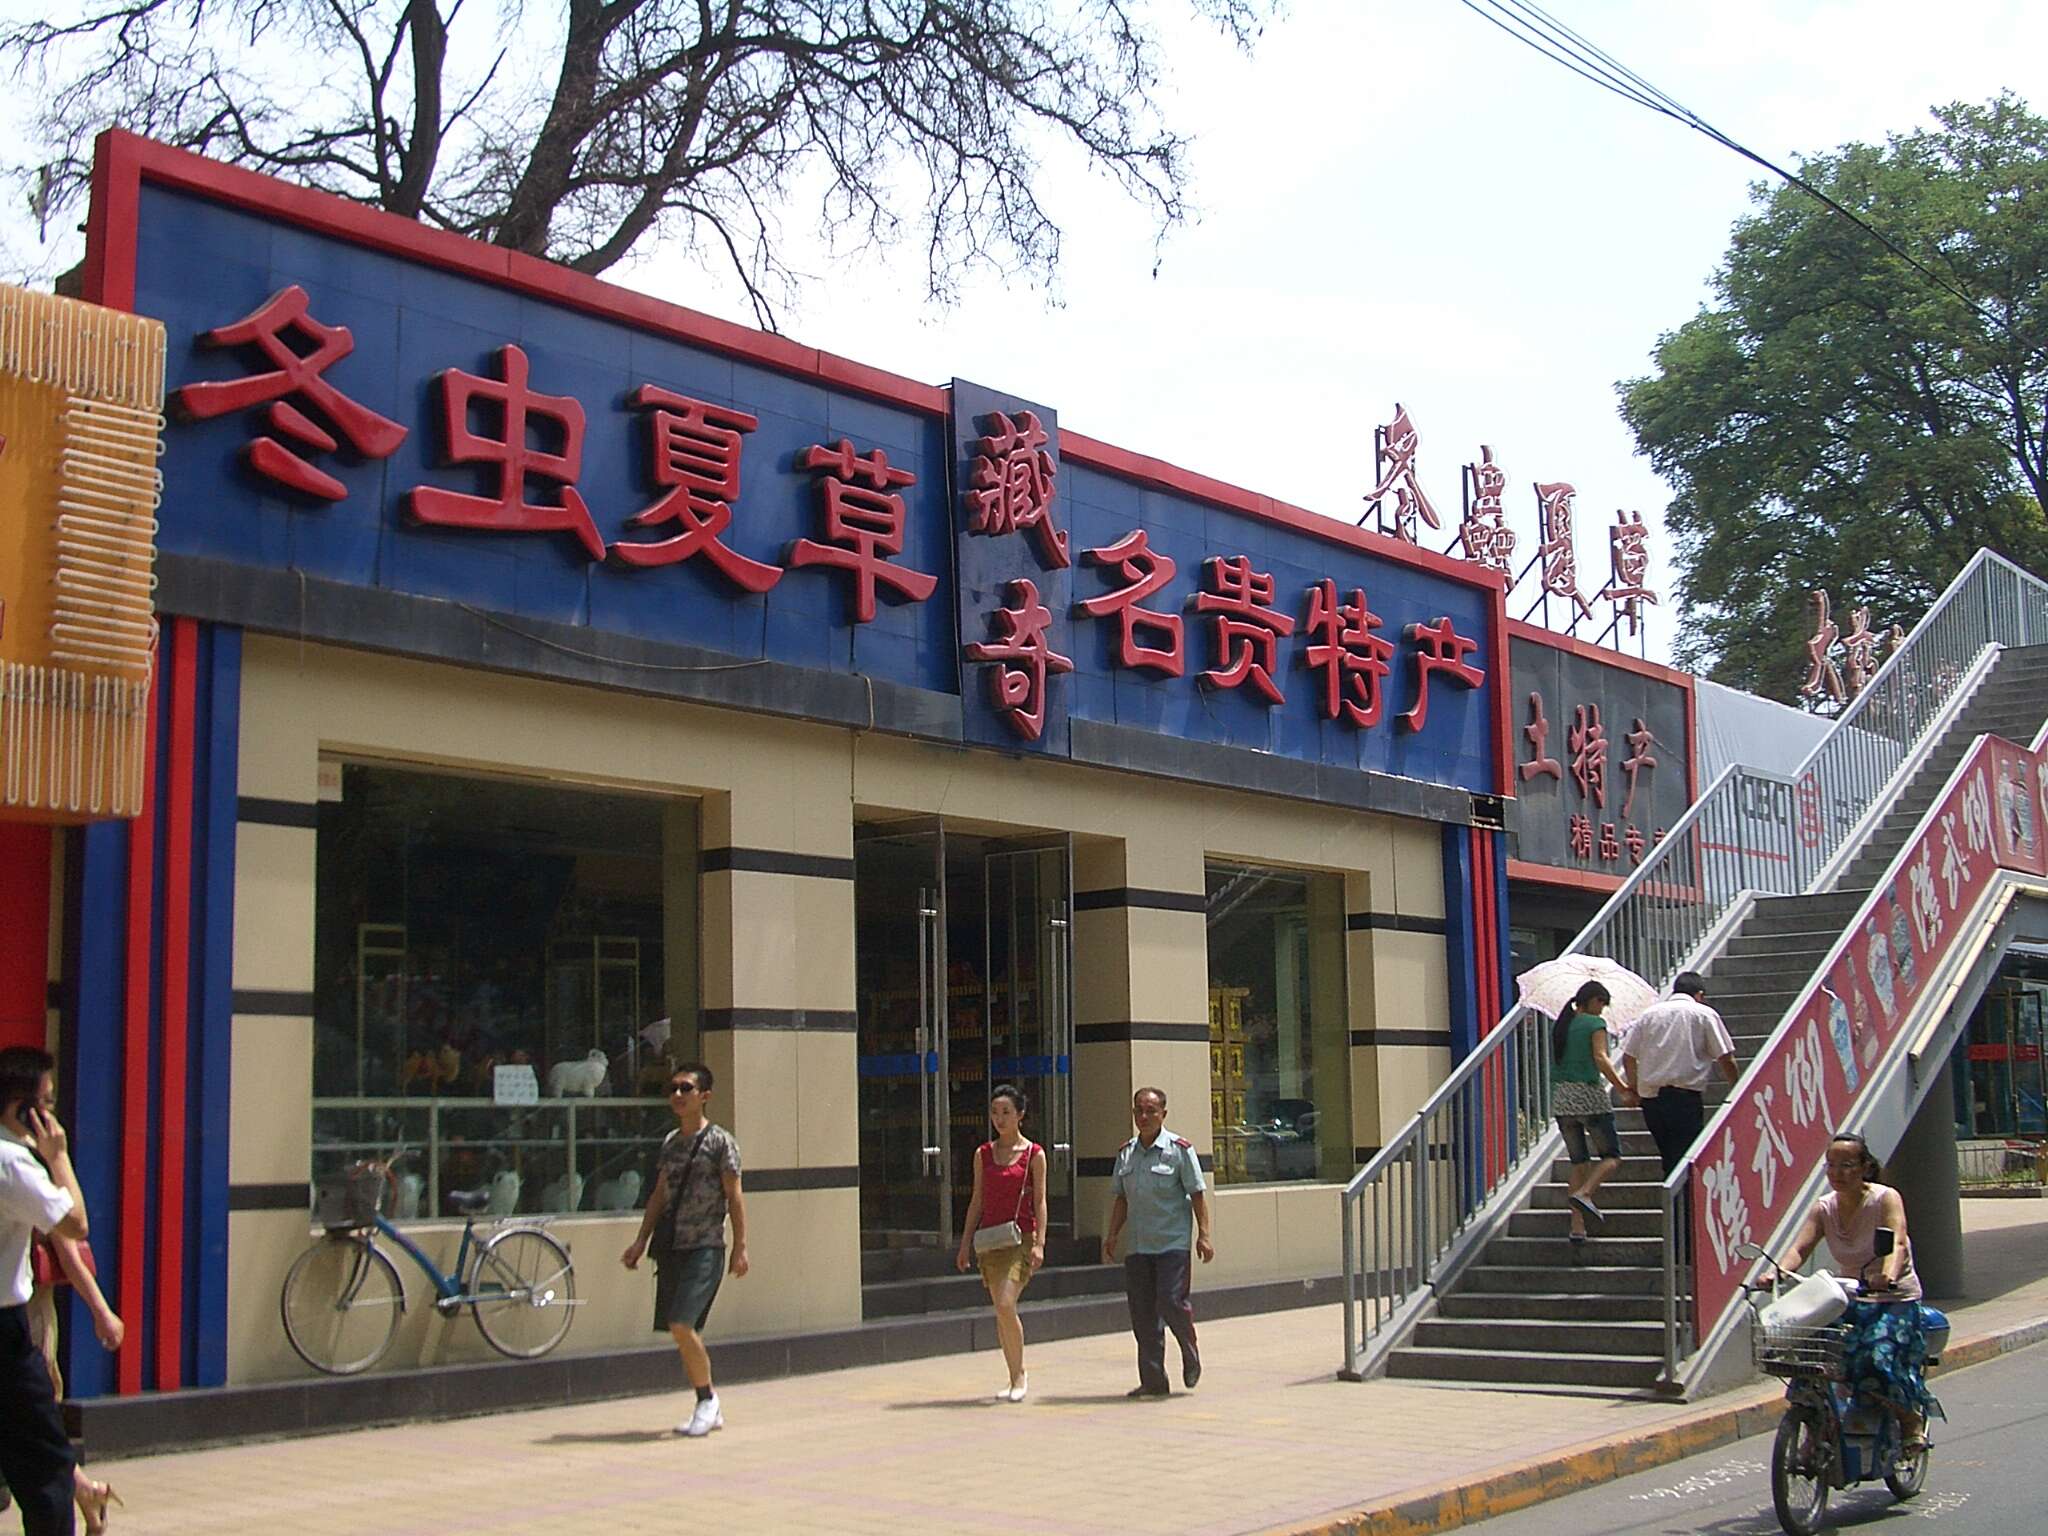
[281,1236,403,1375]
[471,1227,576,1359]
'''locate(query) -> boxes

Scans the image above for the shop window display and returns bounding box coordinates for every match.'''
[1205,862,1349,1185]
[313,765,691,1219]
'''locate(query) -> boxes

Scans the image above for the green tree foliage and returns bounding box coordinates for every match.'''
[1620,95,2048,700]
[1,0,1268,324]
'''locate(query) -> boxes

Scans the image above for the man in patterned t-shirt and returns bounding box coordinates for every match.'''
[623,1061,749,1437]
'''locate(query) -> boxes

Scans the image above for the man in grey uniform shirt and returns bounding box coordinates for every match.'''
[1103,1086,1213,1398]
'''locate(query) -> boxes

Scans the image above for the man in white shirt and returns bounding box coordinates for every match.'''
[1621,973,1741,1176]
[1,1046,91,1535]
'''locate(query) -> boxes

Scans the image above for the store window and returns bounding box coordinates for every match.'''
[1205,862,1349,1185]
[312,764,695,1220]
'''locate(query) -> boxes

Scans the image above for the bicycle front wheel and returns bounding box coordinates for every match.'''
[281,1236,403,1375]
[1770,1408,1831,1536]
[471,1227,576,1359]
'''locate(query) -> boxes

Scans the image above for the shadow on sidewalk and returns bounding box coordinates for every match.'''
[880,1396,1007,1411]
[535,1429,675,1444]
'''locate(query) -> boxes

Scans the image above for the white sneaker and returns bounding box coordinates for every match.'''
[1008,1374,1028,1402]
[676,1395,724,1437]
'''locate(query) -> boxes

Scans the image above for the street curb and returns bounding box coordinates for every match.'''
[1263,1314,2048,1536]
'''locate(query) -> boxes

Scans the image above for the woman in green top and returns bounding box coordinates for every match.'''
[1549,981,1633,1245]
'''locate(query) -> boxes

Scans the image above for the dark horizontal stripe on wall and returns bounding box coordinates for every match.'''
[228,1183,310,1212]
[743,1165,860,1193]
[1074,1022,1211,1045]
[700,1007,858,1032]
[237,796,319,829]
[701,847,856,881]
[1346,911,1449,935]
[1349,1028,1452,1048]
[233,989,316,1018]
[1072,887,1206,914]
[1354,1145,1381,1165]
[1076,1153,1216,1177]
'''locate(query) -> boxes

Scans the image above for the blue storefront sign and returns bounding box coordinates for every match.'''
[122,145,1507,804]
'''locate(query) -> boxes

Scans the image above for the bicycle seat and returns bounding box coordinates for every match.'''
[446,1187,493,1215]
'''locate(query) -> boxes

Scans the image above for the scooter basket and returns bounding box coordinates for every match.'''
[1757,1320,1849,1380]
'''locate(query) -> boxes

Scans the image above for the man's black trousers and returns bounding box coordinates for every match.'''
[1640,1087,1706,1175]
[0,1303,75,1535]
[1123,1249,1198,1393]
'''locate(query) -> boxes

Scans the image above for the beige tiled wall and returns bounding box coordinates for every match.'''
[223,637,1463,1382]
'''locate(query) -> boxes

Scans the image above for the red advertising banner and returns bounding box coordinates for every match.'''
[1690,734,2048,1330]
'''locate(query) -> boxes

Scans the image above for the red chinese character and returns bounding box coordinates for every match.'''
[1455,445,1516,573]
[1075,529,1183,676]
[1195,556,1295,705]
[1620,716,1657,817]
[965,409,1067,569]
[1302,580,1394,727]
[1569,813,1594,859]
[1625,825,1647,864]
[966,578,1074,742]
[609,386,781,590]
[1533,481,1594,620]
[1569,702,1608,809]
[1520,691,1562,782]
[1361,403,1441,544]
[174,285,407,501]
[788,439,937,622]
[1801,591,1846,705]
[1598,822,1621,862]
[1598,510,1658,637]
[406,345,603,560]
[1398,616,1484,733]
[1840,604,1881,695]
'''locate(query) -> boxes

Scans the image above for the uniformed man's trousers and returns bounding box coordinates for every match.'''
[1124,1249,1198,1392]
[0,1303,75,1534]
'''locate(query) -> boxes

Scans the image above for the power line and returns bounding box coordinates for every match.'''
[1458,0,2013,341]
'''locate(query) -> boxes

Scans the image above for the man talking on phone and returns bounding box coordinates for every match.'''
[1,1045,91,1534]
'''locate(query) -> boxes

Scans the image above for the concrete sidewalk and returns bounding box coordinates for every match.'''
[81,1200,2048,1536]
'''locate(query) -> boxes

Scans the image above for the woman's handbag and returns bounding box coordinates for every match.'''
[971,1142,1036,1256]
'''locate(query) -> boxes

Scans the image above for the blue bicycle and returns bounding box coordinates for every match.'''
[282,1160,578,1374]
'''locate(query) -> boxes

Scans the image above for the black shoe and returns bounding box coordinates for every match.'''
[1182,1354,1202,1390]
[1127,1384,1170,1399]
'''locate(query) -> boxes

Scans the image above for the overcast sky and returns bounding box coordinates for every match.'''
[617,0,2047,670]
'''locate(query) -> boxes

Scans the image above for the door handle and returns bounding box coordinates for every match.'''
[917,888,941,1177]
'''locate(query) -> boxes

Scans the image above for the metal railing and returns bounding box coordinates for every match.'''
[1339,549,2048,1380]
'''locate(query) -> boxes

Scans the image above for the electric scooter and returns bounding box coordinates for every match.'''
[1735,1234,1948,1536]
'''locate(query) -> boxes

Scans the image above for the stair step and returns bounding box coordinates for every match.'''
[1439,1290,1667,1322]
[1532,1182,1665,1210]
[1484,1234,1666,1267]
[1721,933,1842,959]
[1459,1262,1664,1296]
[1411,1317,1667,1356]
[1386,1345,1664,1390]
[1509,1209,1663,1238]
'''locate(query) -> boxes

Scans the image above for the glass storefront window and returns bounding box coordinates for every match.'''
[1205,862,1349,1186]
[313,765,692,1219]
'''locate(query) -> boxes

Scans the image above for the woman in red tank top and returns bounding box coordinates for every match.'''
[954,1084,1048,1401]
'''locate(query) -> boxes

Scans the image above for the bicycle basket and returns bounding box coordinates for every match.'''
[1756,1320,1849,1381]
[314,1163,390,1231]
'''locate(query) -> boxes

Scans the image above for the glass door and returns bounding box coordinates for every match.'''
[854,827,952,1244]
[983,840,1075,1236]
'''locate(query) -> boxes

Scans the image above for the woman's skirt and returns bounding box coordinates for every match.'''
[1840,1299,1941,1418]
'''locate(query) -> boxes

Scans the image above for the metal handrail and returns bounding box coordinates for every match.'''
[1340,548,2048,1381]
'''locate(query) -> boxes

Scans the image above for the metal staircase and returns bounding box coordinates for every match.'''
[1341,552,2048,1392]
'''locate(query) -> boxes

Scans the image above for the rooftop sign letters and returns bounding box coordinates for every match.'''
[99,135,1507,806]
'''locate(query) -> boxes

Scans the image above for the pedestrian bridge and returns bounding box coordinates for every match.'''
[1340,550,2048,1396]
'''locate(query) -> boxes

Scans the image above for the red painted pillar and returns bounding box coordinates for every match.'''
[0,825,53,1050]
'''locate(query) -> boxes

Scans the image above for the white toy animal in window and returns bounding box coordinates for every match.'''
[547,1048,611,1097]
[487,1169,523,1215]
[593,1169,642,1212]
[540,1171,585,1212]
